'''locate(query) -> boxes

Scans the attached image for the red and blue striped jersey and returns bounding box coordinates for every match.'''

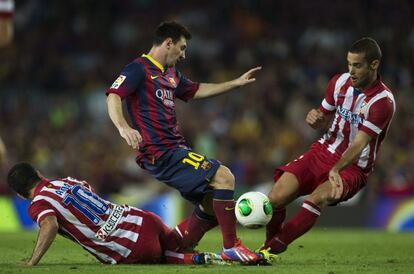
[107,54,199,163]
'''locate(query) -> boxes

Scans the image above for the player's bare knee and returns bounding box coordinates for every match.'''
[267,190,288,208]
[210,165,235,190]
[307,191,334,208]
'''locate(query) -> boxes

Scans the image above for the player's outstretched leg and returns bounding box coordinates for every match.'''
[173,206,218,252]
[209,165,259,263]
[265,172,300,245]
[263,200,321,254]
[263,179,338,254]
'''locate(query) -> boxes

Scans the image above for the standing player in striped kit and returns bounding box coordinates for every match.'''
[261,37,396,254]
[7,163,225,266]
[106,21,263,263]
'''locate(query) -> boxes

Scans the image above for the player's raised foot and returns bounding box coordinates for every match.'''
[221,240,259,264]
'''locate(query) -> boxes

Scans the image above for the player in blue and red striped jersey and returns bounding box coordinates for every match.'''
[106,21,262,263]
[261,38,395,255]
[7,162,229,266]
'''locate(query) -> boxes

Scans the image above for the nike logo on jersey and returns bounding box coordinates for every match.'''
[150,75,158,80]
[225,207,235,211]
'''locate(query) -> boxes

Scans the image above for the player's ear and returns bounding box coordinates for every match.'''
[164,38,173,49]
[370,59,380,71]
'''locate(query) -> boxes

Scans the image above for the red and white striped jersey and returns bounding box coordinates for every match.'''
[317,73,395,173]
[28,177,146,264]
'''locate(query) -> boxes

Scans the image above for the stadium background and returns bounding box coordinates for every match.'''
[0,0,413,231]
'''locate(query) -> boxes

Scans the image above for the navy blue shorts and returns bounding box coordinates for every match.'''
[141,148,221,204]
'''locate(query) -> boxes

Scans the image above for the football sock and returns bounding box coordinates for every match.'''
[213,189,237,249]
[265,207,286,244]
[174,206,218,251]
[266,200,321,253]
[164,250,197,264]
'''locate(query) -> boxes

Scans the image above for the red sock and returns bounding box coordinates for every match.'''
[174,210,218,251]
[213,197,237,248]
[266,200,320,253]
[266,207,286,244]
[164,250,196,264]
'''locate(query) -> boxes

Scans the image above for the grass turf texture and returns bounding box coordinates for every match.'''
[0,228,413,274]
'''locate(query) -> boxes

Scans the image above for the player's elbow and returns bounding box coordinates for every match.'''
[40,216,59,232]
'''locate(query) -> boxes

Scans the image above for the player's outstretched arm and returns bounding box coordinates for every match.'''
[26,216,59,266]
[194,66,261,99]
[107,93,142,149]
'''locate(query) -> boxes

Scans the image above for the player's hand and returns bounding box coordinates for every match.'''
[118,127,142,149]
[306,109,325,129]
[235,66,262,86]
[328,168,344,200]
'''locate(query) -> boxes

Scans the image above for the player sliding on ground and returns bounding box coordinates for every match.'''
[7,163,236,266]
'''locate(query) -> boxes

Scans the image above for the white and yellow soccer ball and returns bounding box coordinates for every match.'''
[235,191,273,229]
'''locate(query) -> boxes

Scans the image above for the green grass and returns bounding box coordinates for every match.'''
[0,228,413,274]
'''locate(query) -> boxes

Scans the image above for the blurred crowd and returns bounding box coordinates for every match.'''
[0,0,413,202]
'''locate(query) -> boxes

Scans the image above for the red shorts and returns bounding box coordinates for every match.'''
[126,211,170,264]
[273,144,368,202]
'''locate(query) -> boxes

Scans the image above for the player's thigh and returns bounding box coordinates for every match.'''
[132,212,166,263]
[208,165,235,190]
[268,172,300,208]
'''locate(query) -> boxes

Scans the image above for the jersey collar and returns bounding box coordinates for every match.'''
[142,54,165,73]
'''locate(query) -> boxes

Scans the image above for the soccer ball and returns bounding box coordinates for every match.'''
[235,191,273,229]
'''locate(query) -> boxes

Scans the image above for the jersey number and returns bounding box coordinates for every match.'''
[182,152,205,170]
[63,185,108,224]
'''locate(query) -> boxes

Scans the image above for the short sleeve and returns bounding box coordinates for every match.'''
[106,61,145,99]
[360,97,394,137]
[29,200,57,225]
[175,68,199,102]
[319,74,341,114]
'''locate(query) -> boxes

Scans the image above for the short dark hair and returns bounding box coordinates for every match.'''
[349,37,382,63]
[7,163,41,198]
[153,21,192,45]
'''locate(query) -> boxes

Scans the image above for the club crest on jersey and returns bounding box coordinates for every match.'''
[110,75,126,89]
[359,101,367,115]
[337,106,364,125]
[168,77,177,88]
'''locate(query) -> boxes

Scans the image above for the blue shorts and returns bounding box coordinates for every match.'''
[141,148,221,204]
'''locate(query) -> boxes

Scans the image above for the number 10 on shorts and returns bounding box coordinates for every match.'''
[182,152,205,170]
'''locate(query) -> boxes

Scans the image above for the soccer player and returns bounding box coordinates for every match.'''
[7,163,225,266]
[0,0,14,47]
[106,21,262,263]
[261,37,396,254]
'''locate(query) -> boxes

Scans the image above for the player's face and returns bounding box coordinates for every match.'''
[166,36,187,67]
[347,52,376,89]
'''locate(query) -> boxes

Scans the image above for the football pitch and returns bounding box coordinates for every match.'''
[0,228,413,274]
